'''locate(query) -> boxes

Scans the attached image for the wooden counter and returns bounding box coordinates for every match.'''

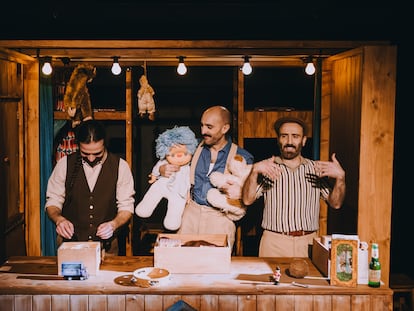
[0,256,392,311]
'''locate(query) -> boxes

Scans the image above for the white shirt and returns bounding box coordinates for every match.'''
[45,154,135,213]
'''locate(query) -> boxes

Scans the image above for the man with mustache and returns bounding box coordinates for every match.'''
[45,120,135,255]
[159,106,253,251]
[242,117,346,257]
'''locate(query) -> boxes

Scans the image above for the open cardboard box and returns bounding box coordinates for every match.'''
[154,234,231,273]
[312,237,331,278]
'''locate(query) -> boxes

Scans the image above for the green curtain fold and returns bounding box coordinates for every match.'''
[39,74,57,255]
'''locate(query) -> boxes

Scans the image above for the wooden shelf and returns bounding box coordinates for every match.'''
[54,111,127,121]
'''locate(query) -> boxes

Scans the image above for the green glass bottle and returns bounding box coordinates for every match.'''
[368,243,381,288]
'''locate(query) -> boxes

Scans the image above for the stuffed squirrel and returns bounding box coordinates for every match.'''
[137,74,156,121]
[63,64,96,128]
[207,154,252,221]
[135,126,198,230]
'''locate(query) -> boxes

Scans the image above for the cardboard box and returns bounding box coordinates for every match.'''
[312,237,331,278]
[154,234,231,273]
[58,242,101,276]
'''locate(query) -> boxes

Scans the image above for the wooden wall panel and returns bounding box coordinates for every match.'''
[15,295,32,311]
[238,294,257,310]
[51,294,69,311]
[24,61,41,256]
[295,295,313,311]
[319,59,334,236]
[0,294,393,311]
[126,294,145,309]
[313,295,332,310]
[257,295,275,310]
[107,295,126,311]
[145,295,163,311]
[242,111,313,138]
[69,295,88,311]
[276,295,295,310]
[218,295,237,310]
[89,295,108,311]
[33,295,52,311]
[332,295,351,311]
[327,49,362,236]
[200,295,219,311]
[357,45,396,287]
[326,46,396,288]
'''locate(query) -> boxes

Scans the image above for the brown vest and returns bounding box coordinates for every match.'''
[63,152,119,241]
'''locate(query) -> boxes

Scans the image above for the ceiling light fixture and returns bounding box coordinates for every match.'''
[304,56,316,75]
[41,56,53,75]
[111,56,122,75]
[241,56,252,75]
[177,56,187,75]
[59,57,70,66]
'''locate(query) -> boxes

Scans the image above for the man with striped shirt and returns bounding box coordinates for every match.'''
[242,117,346,257]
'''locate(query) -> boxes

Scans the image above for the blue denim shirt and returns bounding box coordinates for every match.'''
[192,139,254,206]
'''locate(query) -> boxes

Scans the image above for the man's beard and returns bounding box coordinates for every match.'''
[83,157,103,167]
[280,144,301,160]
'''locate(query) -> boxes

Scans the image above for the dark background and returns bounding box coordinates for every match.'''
[1,1,411,277]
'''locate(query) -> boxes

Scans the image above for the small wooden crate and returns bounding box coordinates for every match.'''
[154,234,231,273]
[57,242,101,276]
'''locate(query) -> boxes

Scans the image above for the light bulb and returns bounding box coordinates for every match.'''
[111,57,122,75]
[241,56,252,75]
[242,62,252,75]
[177,57,187,75]
[305,62,316,75]
[177,63,187,75]
[111,62,121,75]
[42,61,52,75]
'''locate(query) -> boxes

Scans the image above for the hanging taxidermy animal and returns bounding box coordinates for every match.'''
[64,63,96,127]
[137,74,156,121]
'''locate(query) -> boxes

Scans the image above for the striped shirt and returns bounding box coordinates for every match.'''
[258,156,331,233]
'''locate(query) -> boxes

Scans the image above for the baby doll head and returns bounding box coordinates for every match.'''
[155,126,198,165]
[165,144,193,166]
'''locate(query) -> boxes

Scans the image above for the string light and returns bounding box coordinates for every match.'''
[241,56,252,75]
[177,56,187,75]
[111,56,122,75]
[304,56,316,75]
[41,57,53,75]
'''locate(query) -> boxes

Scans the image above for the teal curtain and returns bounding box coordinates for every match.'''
[39,74,57,255]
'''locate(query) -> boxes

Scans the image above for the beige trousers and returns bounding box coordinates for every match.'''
[177,199,236,250]
[259,230,317,258]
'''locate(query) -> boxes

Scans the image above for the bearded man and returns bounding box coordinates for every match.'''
[242,117,346,257]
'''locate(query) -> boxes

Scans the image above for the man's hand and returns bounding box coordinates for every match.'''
[159,163,180,178]
[96,221,116,240]
[315,153,345,180]
[55,218,75,240]
[252,156,282,181]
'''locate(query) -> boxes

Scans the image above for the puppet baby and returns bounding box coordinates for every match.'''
[135,126,198,230]
[207,154,252,221]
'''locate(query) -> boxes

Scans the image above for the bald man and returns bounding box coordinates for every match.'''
[160,106,253,251]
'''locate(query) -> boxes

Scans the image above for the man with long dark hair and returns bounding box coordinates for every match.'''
[45,120,135,255]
